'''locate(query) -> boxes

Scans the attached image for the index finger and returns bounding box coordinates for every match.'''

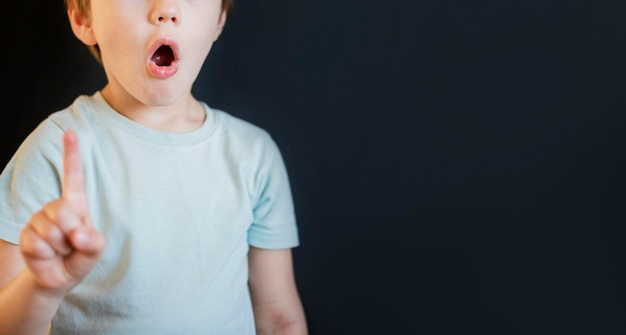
[62,131,87,209]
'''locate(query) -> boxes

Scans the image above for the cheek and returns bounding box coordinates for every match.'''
[91,11,141,54]
[96,26,144,64]
[191,35,217,69]
[184,20,218,49]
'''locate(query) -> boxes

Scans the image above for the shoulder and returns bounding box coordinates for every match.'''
[214,107,273,142]
[9,93,101,170]
[47,94,99,134]
[209,106,281,157]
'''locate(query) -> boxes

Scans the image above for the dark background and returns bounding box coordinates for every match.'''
[3,1,625,334]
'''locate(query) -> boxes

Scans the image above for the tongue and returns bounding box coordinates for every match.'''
[152,46,174,66]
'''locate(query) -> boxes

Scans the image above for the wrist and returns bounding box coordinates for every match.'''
[21,269,72,301]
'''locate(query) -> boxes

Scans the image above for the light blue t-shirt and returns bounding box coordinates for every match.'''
[0,92,299,334]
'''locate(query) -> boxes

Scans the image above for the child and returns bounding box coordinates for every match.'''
[0,0,308,334]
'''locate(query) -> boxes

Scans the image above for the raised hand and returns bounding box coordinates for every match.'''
[18,131,106,294]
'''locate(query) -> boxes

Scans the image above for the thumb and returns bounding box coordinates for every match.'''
[66,227,106,278]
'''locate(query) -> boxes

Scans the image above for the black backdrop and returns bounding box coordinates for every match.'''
[3,1,625,334]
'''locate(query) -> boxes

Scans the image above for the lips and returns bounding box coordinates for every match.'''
[147,39,179,79]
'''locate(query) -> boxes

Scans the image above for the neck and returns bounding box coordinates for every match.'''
[100,86,206,133]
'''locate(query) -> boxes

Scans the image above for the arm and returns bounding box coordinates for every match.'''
[248,246,308,335]
[0,131,105,335]
[0,240,60,335]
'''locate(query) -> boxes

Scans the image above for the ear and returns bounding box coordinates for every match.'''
[67,6,97,46]
[213,10,228,42]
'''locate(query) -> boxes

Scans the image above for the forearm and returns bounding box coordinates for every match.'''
[0,270,63,335]
[253,298,308,335]
[256,319,308,335]
[249,247,308,335]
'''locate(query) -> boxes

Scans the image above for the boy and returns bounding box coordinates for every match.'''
[0,0,308,334]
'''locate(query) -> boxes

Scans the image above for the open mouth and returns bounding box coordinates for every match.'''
[147,40,179,78]
[151,45,175,67]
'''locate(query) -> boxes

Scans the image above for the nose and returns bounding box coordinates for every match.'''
[150,0,180,25]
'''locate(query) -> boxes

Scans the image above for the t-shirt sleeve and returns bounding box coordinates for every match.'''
[0,120,65,244]
[247,135,300,249]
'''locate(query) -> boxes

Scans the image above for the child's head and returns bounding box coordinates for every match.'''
[66,0,234,106]
[65,0,234,64]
